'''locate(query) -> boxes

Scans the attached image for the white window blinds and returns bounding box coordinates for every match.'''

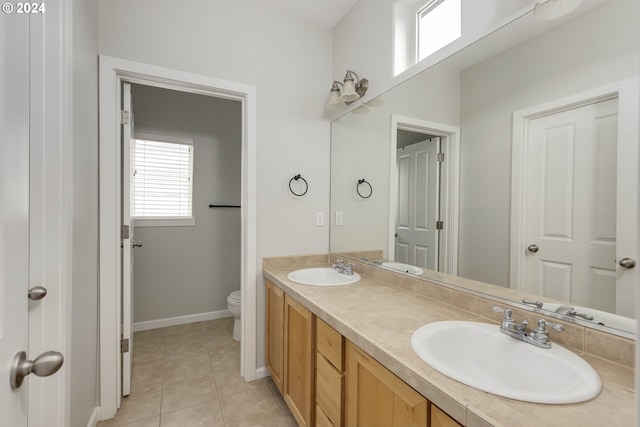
[132,135,194,219]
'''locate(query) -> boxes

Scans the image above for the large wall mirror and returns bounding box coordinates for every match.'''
[330,0,639,336]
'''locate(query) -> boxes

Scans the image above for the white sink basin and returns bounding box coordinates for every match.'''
[411,321,601,404]
[287,268,361,286]
[381,262,424,275]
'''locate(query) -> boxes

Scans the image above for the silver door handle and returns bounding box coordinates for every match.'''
[619,257,636,269]
[28,286,47,301]
[10,350,64,389]
[132,240,143,248]
[527,244,539,253]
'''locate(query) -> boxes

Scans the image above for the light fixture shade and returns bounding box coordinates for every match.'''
[340,79,360,102]
[326,81,343,109]
[326,92,342,109]
[352,104,370,115]
[534,0,581,21]
[365,96,384,107]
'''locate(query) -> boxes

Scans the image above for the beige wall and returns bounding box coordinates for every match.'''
[131,85,242,323]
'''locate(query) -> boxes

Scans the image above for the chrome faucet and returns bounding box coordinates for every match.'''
[492,306,564,349]
[332,259,355,276]
[521,298,544,309]
[553,305,595,321]
[521,299,595,321]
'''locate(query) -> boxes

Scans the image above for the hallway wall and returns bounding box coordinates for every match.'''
[70,0,100,424]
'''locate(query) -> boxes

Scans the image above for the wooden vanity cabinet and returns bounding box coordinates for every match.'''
[266,281,285,393]
[430,403,462,427]
[284,294,315,427]
[265,282,462,427]
[345,341,428,427]
[316,318,345,427]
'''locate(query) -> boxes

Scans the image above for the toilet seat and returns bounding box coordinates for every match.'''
[228,290,241,304]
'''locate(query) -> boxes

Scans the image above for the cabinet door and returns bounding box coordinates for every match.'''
[317,353,344,426]
[317,317,344,371]
[266,281,285,394]
[430,404,462,427]
[284,294,315,427]
[345,341,427,427]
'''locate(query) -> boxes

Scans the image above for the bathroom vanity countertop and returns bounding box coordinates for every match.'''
[263,256,636,427]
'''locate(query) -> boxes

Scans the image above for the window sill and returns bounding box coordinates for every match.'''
[134,217,196,227]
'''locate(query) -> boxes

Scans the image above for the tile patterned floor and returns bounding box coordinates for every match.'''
[97,318,296,427]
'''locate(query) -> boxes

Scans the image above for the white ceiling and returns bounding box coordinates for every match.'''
[254,0,358,28]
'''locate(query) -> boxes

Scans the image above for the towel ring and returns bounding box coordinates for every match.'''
[357,179,372,199]
[289,174,308,197]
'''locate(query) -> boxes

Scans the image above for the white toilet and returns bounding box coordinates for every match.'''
[227,290,241,342]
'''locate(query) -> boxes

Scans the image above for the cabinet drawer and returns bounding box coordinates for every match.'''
[431,403,462,427]
[316,353,344,427]
[316,404,335,427]
[316,318,344,370]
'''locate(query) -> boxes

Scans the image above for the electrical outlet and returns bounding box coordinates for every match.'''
[316,211,325,226]
[335,211,343,226]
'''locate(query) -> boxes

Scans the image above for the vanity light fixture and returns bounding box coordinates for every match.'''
[326,69,369,108]
[352,105,370,115]
[533,0,581,21]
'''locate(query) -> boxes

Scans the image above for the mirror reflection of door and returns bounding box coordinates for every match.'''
[520,97,628,315]
[395,136,441,270]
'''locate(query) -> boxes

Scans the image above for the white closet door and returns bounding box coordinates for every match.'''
[396,138,439,270]
[523,98,618,311]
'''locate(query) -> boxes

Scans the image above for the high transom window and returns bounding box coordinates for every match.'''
[417,0,461,61]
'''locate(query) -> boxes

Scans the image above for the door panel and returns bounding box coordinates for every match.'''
[395,138,439,270]
[121,82,134,396]
[0,10,30,426]
[524,98,618,312]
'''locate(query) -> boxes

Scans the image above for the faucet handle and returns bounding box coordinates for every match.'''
[522,298,544,308]
[536,319,564,333]
[492,306,514,321]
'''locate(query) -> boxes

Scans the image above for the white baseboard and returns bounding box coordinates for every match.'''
[133,309,232,332]
[87,407,100,427]
[255,366,270,380]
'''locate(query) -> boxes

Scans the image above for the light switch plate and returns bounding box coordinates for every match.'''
[335,211,343,226]
[316,211,325,226]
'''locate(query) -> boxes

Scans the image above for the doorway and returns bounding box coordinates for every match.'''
[390,115,460,275]
[120,83,243,396]
[99,56,257,419]
[395,134,441,270]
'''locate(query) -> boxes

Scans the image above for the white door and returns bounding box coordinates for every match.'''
[121,82,135,396]
[1,11,30,426]
[395,138,440,270]
[522,98,628,313]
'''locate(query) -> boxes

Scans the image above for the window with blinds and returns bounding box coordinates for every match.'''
[132,134,194,221]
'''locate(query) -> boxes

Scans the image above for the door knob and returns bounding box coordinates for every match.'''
[28,286,47,301]
[10,350,64,389]
[527,244,539,253]
[619,257,636,269]
[132,240,143,248]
